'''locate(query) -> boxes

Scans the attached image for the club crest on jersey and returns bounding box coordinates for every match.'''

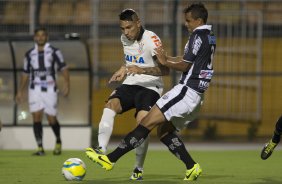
[125,54,144,63]
[138,42,144,54]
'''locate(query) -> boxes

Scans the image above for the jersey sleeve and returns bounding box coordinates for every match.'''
[183,32,203,63]
[23,51,31,74]
[23,54,30,74]
[53,49,66,71]
[147,32,162,57]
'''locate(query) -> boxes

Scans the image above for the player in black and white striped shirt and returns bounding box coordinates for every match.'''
[16,27,70,156]
[85,3,216,181]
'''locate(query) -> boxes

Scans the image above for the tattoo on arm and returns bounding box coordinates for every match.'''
[143,64,169,76]
[142,67,162,76]
[140,55,170,76]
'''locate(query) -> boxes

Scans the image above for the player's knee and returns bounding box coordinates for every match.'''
[104,99,122,113]
[136,110,148,124]
[32,111,44,122]
[139,118,155,131]
[46,115,57,125]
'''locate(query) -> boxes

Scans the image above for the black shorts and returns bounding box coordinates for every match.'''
[108,84,160,115]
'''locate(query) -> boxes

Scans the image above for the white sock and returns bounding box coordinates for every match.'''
[98,108,116,153]
[135,136,149,169]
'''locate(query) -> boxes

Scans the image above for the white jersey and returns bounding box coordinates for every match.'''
[121,28,163,95]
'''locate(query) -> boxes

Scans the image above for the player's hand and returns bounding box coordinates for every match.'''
[154,46,167,66]
[62,83,70,97]
[126,65,145,75]
[109,66,126,83]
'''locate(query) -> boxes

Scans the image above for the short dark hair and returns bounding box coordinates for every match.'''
[183,3,208,24]
[119,8,139,21]
[34,27,48,35]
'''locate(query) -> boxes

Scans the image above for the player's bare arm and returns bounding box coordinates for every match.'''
[155,47,191,72]
[109,65,127,83]
[61,68,70,97]
[15,73,29,104]
[166,56,183,62]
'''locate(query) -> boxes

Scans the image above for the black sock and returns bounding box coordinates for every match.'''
[107,124,150,163]
[160,132,195,170]
[272,116,282,143]
[33,122,43,148]
[51,121,61,143]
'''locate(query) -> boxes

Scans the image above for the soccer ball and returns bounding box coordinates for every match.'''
[62,158,86,181]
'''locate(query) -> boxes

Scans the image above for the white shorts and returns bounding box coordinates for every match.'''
[156,84,204,130]
[28,88,58,116]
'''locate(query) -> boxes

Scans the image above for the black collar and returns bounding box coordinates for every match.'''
[136,27,145,41]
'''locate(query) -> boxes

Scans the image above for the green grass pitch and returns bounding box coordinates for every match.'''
[1,149,282,184]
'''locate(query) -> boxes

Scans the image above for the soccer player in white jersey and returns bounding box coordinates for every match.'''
[16,27,70,156]
[86,3,216,181]
[96,9,169,180]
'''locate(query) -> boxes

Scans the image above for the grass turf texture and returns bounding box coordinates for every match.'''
[0,149,282,184]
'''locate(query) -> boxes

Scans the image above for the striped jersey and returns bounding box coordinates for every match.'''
[180,25,216,93]
[23,43,66,92]
[121,27,164,95]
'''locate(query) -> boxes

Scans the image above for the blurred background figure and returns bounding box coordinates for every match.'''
[16,27,70,156]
